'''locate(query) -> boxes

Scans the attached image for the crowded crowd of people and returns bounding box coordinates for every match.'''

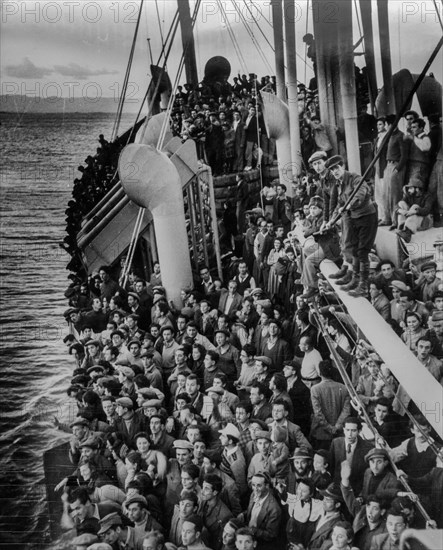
[57,57,443,550]
[59,160,443,550]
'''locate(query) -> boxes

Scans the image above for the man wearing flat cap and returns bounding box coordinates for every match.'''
[114,397,146,456]
[69,417,98,465]
[309,150,337,226]
[98,511,144,549]
[247,429,273,481]
[165,439,195,520]
[325,155,378,297]
[82,339,104,371]
[124,494,163,536]
[417,260,442,302]
[244,472,282,550]
[117,365,136,402]
[219,423,248,496]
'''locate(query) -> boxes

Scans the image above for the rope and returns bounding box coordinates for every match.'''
[111,0,145,142]
[311,302,435,525]
[122,207,144,288]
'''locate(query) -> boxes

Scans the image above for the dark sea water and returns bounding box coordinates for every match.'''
[0,111,134,548]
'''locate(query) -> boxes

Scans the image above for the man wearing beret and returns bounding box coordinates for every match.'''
[325,155,378,297]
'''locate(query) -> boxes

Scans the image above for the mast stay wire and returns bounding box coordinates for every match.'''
[154,0,166,53]
[105,8,181,188]
[157,0,202,151]
[432,0,443,31]
[111,0,145,142]
[311,303,435,525]
[315,289,441,457]
[216,0,249,75]
[231,1,274,74]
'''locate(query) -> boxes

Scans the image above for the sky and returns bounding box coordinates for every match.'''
[1,0,442,111]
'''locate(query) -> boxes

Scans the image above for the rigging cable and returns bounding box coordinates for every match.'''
[111,0,145,142]
[231,1,274,74]
[432,0,443,31]
[216,0,248,75]
[155,0,166,53]
[158,0,202,151]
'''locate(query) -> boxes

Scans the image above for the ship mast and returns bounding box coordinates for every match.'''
[377,0,396,114]
[271,0,286,101]
[358,0,377,114]
[177,0,199,86]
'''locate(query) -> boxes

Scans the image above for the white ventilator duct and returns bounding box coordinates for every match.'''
[135,112,173,146]
[119,144,193,305]
[321,259,443,438]
[261,91,294,189]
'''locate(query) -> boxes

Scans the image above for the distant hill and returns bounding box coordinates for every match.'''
[0,95,143,114]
